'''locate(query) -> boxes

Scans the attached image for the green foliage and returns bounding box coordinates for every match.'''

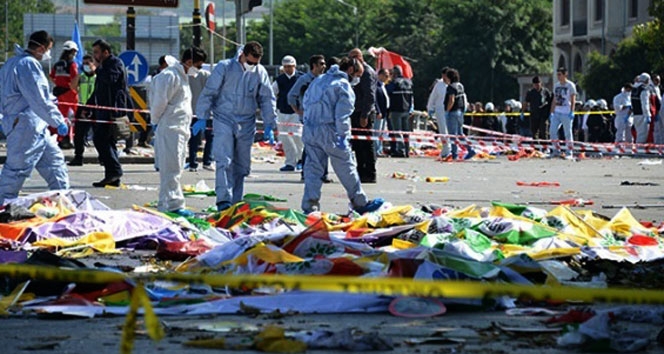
[247,0,552,109]
[580,34,653,99]
[0,0,56,60]
[581,2,664,98]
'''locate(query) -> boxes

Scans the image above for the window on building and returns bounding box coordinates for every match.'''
[561,0,570,26]
[629,0,638,18]
[594,0,604,21]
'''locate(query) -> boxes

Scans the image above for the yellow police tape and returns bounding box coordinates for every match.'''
[2,263,664,354]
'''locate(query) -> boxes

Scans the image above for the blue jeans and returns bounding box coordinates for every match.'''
[446,110,473,158]
[549,112,574,156]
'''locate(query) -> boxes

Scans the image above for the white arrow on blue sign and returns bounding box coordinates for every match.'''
[119,50,149,86]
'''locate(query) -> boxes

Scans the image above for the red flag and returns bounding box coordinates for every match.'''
[368,47,413,79]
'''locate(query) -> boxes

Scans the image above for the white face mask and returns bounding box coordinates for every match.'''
[243,62,256,72]
[350,76,361,86]
[41,49,52,62]
[188,66,200,76]
[83,65,92,74]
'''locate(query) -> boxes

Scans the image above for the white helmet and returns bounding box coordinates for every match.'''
[596,99,608,110]
[638,72,651,84]
[485,102,495,111]
[62,40,78,52]
[584,99,596,108]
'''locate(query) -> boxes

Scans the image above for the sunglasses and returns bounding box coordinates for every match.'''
[246,60,259,66]
[318,62,326,66]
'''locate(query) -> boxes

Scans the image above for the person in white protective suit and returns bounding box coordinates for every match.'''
[631,73,652,144]
[193,41,278,212]
[426,67,450,158]
[300,57,384,214]
[149,48,207,217]
[0,31,69,205]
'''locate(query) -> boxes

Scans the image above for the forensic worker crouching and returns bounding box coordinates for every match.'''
[193,41,278,212]
[0,30,70,205]
[300,57,384,214]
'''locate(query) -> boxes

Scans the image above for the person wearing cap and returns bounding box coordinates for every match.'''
[524,76,552,140]
[549,67,576,159]
[631,73,652,144]
[193,41,278,212]
[0,30,70,205]
[272,55,304,172]
[49,40,79,149]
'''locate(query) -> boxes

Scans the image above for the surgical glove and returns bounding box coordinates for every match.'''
[191,119,207,135]
[263,124,274,145]
[646,115,651,124]
[519,112,525,121]
[428,110,435,118]
[568,111,574,120]
[56,123,68,136]
[335,134,348,150]
[625,105,632,111]
[152,124,158,134]
[549,113,554,120]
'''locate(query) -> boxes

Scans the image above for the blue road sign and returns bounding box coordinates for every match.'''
[119,50,149,86]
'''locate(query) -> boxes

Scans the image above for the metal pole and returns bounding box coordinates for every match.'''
[222,1,226,59]
[354,7,358,48]
[76,0,79,24]
[193,0,201,47]
[5,0,8,61]
[269,0,273,65]
[235,0,242,45]
[127,6,135,50]
[210,27,214,65]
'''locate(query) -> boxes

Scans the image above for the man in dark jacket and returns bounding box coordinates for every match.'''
[348,48,377,183]
[90,39,131,187]
[386,65,413,157]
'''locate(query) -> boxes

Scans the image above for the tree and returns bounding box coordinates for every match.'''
[1,0,56,60]
[245,0,551,109]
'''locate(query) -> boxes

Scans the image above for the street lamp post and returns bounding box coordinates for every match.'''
[334,0,358,48]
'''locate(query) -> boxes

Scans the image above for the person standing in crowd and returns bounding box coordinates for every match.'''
[652,75,664,144]
[348,48,377,183]
[287,54,332,183]
[300,57,384,215]
[150,48,206,217]
[444,68,476,160]
[427,67,450,158]
[49,40,79,149]
[193,41,277,212]
[524,76,552,140]
[374,68,390,157]
[0,30,69,205]
[631,73,652,144]
[69,54,96,166]
[386,65,413,158]
[90,39,131,187]
[273,55,304,172]
[186,49,213,172]
[549,67,576,159]
[647,74,661,143]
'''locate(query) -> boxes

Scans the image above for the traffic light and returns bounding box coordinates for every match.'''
[240,0,262,14]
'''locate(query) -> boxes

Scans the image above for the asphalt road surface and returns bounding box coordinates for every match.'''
[2,151,664,354]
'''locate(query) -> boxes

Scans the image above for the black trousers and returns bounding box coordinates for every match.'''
[350,110,376,181]
[188,118,214,168]
[530,110,549,140]
[93,123,123,179]
[73,119,92,159]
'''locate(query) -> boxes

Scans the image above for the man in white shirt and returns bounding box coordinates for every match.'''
[549,67,576,159]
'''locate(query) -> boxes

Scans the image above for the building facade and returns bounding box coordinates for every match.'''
[553,0,653,83]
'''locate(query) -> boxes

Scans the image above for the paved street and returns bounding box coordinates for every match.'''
[12,146,664,222]
[2,147,664,353]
